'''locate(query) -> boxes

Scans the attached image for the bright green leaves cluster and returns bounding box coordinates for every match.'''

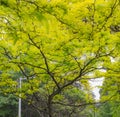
[0,73,17,94]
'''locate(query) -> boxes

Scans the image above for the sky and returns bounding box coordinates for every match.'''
[89,78,104,100]
[89,57,115,100]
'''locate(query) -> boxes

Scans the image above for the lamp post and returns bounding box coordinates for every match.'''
[18,78,27,117]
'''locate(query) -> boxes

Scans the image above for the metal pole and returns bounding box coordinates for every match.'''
[18,78,22,117]
[18,78,27,117]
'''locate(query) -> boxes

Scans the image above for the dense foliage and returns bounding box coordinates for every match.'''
[0,0,120,117]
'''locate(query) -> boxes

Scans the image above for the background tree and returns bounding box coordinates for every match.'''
[0,93,18,117]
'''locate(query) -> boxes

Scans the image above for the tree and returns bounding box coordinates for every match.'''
[0,0,120,117]
[97,61,120,117]
[0,93,18,117]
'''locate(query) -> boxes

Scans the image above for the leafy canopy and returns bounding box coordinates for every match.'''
[0,0,120,116]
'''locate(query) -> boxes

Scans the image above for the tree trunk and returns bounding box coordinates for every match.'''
[48,96,53,117]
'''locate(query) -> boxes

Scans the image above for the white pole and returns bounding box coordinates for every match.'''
[18,78,27,117]
[18,78,22,117]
